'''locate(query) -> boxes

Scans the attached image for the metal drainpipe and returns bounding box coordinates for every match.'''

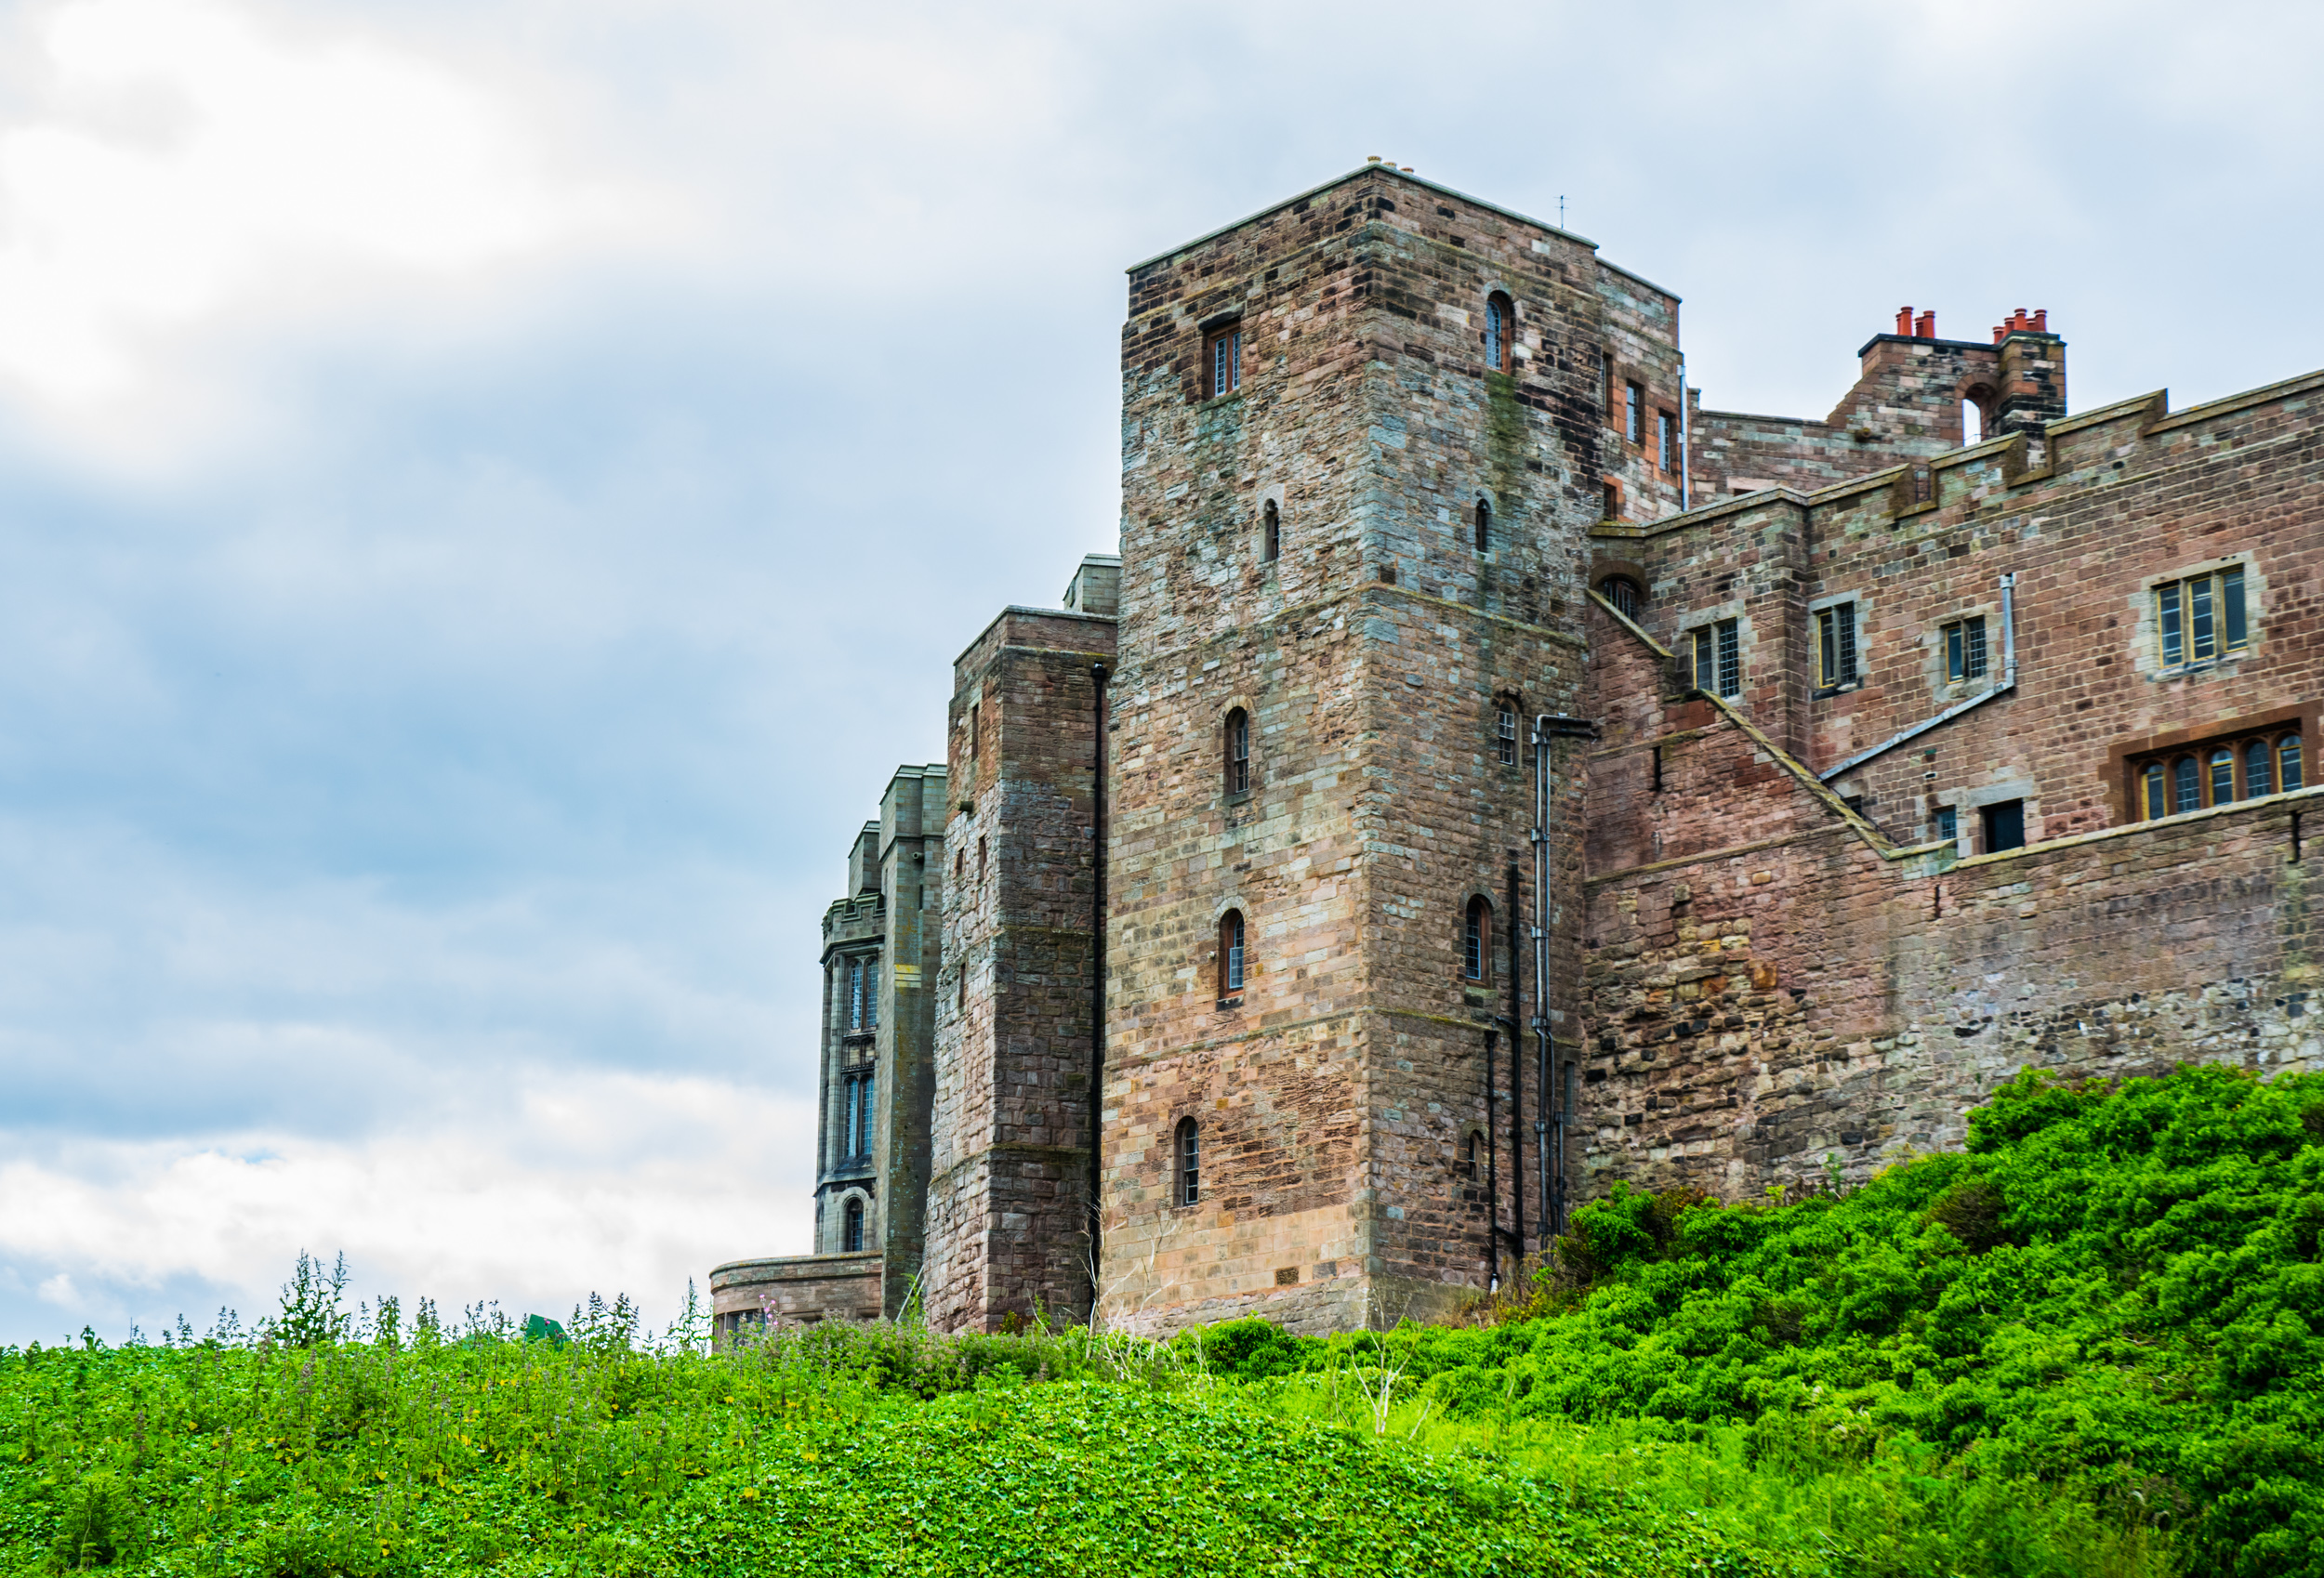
[1087,661,1109,1325]
[1483,1029,1499,1292]
[1506,861,1525,1268]
[1531,716,1552,1239]
[2000,573,2017,686]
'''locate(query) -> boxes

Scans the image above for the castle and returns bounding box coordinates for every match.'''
[710,162,2321,1338]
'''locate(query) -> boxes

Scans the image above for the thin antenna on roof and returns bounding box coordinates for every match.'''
[1559,195,1565,229]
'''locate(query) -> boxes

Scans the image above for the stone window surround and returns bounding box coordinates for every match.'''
[1927,776,2042,853]
[1805,587,1869,699]
[2131,550,2261,680]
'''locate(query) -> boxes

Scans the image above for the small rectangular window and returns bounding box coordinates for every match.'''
[1205,326,1242,399]
[1942,616,1987,682]
[2154,568,2251,667]
[1690,620,1740,699]
[1981,799,2026,853]
[1934,806,1958,845]
[1625,382,1644,444]
[1496,706,1517,766]
[1657,412,1676,470]
[1816,603,1859,689]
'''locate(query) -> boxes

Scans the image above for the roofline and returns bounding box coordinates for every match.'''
[1125,165,1675,302]
[952,604,1120,671]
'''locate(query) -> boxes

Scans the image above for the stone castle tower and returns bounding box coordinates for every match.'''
[711,162,2321,1339]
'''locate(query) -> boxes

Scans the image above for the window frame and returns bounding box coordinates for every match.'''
[1624,381,1644,444]
[2130,722,2305,819]
[1223,708,1251,797]
[1657,411,1676,471]
[1495,702,1519,767]
[1598,575,1643,619]
[1980,799,2027,854]
[1485,292,1514,374]
[1203,324,1243,400]
[1816,602,1860,690]
[842,1196,865,1253]
[1262,499,1281,562]
[1688,619,1741,699]
[1941,615,1988,683]
[2153,564,2250,669]
[1175,1118,1201,1207]
[1463,895,1492,982]
[1218,909,1246,1000]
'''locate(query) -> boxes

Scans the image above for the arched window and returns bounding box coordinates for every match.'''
[1263,499,1281,562]
[1599,575,1644,618]
[2247,738,2275,798]
[1176,1118,1201,1206]
[1485,293,1514,373]
[1495,701,1519,767]
[2282,733,2305,793]
[2172,755,2199,816]
[1219,909,1246,996]
[843,1197,865,1253]
[1224,709,1250,796]
[1463,1130,1483,1183]
[1472,497,1491,553]
[2142,761,2167,820]
[1464,896,1491,982]
[2210,748,2237,806]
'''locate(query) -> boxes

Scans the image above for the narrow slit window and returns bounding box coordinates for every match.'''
[1464,896,1491,981]
[843,1077,860,1157]
[1601,350,1614,415]
[2142,762,2167,820]
[1176,1118,1201,1206]
[1463,1131,1482,1183]
[1485,293,1513,374]
[1263,500,1281,562]
[1219,909,1245,997]
[2247,738,2275,798]
[1657,412,1676,471]
[864,961,878,1029]
[1603,481,1620,521]
[843,1198,864,1253]
[1224,708,1250,796]
[1496,704,1518,767]
[1625,381,1644,444]
[1473,497,1491,553]
[969,704,979,758]
[1816,603,1859,689]
[1205,325,1242,399]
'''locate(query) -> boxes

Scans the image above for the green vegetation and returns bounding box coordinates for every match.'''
[4,1063,2319,1575]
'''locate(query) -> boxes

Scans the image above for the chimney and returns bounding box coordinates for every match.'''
[1992,325,2005,344]
[1915,310,1936,339]
[1896,306,1914,335]
[2033,309,2047,332]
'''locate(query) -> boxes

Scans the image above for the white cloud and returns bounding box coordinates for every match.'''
[0,1070,815,1335]
[0,0,610,414]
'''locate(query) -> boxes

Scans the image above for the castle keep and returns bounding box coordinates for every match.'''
[711,163,2320,1338]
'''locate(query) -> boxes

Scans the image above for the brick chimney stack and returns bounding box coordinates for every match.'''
[1994,309,2067,437]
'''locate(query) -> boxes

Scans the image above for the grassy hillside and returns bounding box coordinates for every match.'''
[5,1062,2319,1576]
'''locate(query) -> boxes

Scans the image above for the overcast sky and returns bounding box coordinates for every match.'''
[0,0,2317,1345]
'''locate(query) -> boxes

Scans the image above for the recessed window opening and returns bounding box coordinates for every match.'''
[2156,566,2248,667]
[969,704,979,758]
[1599,575,1644,619]
[1263,500,1281,562]
[1657,412,1676,471]
[1176,1118,1201,1206]
[1934,806,1959,846]
[1943,616,1988,683]
[977,836,987,883]
[1601,350,1614,414]
[1485,293,1514,374]
[1816,603,1860,689]
[1625,381,1644,444]
[1961,398,1983,445]
[2134,725,2302,819]
[842,1066,876,1159]
[1205,324,1242,399]
[1603,480,1621,521]
[1472,497,1491,553]
[1496,703,1518,767]
[1464,895,1492,981]
[1219,909,1246,997]
[843,1197,865,1252]
[957,971,966,1016]
[1981,799,2026,854]
[1689,620,1741,699]
[1462,1130,1483,1183]
[1224,708,1250,796]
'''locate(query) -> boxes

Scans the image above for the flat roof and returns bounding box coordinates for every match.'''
[1123,164,1679,302]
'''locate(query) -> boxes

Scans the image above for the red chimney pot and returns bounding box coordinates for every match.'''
[1896,307,1914,336]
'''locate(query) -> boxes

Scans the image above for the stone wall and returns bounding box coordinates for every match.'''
[921,601,1116,1332]
[710,1253,881,1339]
